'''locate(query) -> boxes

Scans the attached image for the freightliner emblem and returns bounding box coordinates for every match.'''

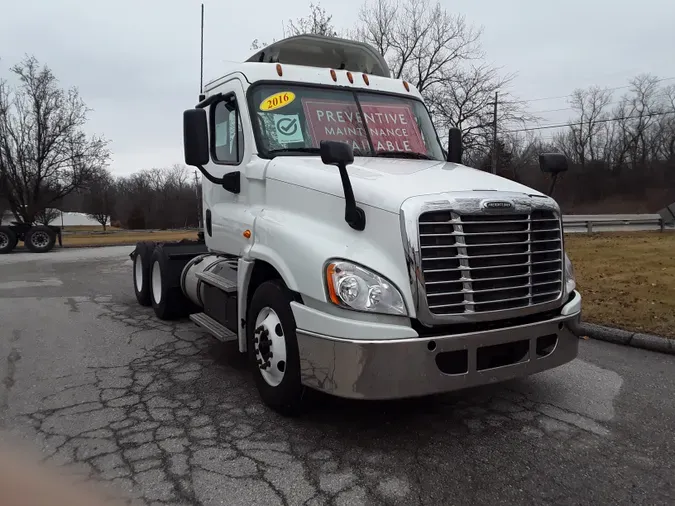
[483,200,513,210]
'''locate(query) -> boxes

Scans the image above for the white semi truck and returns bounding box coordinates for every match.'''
[130,34,582,415]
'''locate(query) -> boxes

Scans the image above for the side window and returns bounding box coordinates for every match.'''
[212,97,244,164]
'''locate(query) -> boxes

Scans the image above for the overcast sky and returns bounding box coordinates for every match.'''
[1,0,673,176]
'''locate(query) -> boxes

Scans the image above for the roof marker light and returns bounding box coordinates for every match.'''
[363,74,370,85]
[330,69,337,82]
[346,71,354,83]
[276,64,283,76]
[403,80,410,92]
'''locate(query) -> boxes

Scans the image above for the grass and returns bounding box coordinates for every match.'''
[565,232,675,338]
[61,229,199,247]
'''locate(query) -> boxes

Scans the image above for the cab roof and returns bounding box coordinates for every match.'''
[204,36,419,100]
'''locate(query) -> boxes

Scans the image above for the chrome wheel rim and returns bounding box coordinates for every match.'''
[31,231,50,248]
[0,232,8,250]
[254,307,287,387]
[151,261,162,304]
[134,254,144,292]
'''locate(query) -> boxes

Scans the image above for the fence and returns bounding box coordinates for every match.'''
[562,214,668,233]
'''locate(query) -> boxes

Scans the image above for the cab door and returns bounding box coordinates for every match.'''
[202,77,255,257]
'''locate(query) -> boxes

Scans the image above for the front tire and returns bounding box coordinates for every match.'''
[247,280,305,416]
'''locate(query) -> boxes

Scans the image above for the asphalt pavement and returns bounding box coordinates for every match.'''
[0,247,673,505]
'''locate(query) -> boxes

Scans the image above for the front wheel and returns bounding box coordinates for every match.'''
[247,280,305,416]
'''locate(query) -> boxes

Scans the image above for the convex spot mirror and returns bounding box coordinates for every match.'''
[539,153,568,174]
[320,140,355,166]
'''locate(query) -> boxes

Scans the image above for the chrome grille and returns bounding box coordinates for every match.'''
[418,209,563,316]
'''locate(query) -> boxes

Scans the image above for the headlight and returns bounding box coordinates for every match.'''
[325,260,407,316]
[564,253,576,294]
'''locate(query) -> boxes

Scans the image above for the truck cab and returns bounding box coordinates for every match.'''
[131,34,582,415]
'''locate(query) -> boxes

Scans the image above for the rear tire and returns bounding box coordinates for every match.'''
[132,241,155,306]
[24,226,56,253]
[247,279,305,416]
[0,227,17,254]
[149,245,190,320]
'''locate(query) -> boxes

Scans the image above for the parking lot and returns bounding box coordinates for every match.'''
[0,247,673,505]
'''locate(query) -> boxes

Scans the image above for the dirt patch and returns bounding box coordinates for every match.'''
[566,232,675,338]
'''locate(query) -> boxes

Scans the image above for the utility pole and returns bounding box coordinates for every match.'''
[491,91,498,174]
[194,170,203,230]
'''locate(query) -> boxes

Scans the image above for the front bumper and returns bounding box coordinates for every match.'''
[294,290,582,400]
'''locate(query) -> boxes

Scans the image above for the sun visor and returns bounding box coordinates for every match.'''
[246,34,391,78]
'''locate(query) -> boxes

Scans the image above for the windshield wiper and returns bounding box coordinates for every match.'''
[267,147,320,156]
[374,151,432,160]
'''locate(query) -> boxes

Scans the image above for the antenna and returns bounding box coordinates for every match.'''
[199,3,205,101]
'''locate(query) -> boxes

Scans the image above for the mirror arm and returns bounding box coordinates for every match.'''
[337,163,366,231]
[547,173,559,197]
[194,165,241,194]
[195,165,223,185]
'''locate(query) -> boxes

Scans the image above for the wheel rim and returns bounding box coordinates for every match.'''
[31,231,50,248]
[134,254,144,292]
[0,232,8,250]
[254,307,287,387]
[151,261,162,304]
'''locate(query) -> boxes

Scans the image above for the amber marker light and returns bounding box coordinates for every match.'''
[403,80,410,92]
[363,74,370,85]
[330,69,337,82]
[276,64,283,76]
[325,263,339,304]
[243,229,251,239]
[346,71,354,83]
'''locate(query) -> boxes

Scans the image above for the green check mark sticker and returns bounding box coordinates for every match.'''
[273,114,304,143]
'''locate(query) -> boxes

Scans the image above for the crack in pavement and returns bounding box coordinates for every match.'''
[0,330,21,429]
[1,286,673,506]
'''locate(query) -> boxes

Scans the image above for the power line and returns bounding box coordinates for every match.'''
[511,76,675,105]
[504,109,675,133]
[527,90,675,115]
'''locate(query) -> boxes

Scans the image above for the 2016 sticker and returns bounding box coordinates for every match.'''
[260,91,295,111]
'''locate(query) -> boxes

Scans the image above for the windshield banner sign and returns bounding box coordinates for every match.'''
[301,99,427,154]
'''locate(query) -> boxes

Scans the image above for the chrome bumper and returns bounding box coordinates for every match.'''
[296,293,582,400]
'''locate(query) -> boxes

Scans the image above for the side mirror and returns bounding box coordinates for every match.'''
[539,153,568,174]
[319,141,365,231]
[320,140,354,166]
[183,109,209,167]
[447,127,462,164]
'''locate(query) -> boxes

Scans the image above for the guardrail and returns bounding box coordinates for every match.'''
[562,214,668,233]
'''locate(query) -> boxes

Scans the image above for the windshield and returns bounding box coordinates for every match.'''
[249,83,445,160]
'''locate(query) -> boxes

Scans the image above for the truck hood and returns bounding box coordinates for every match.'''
[264,156,545,213]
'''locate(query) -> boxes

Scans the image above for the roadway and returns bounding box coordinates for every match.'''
[0,247,673,505]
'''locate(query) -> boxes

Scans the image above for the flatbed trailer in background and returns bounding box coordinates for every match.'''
[0,223,62,254]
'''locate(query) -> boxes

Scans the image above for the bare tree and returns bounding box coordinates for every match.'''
[251,2,339,50]
[356,0,482,89]
[553,86,613,168]
[287,3,338,37]
[427,64,536,164]
[0,56,110,225]
[83,168,115,230]
[35,207,61,226]
[355,0,532,163]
